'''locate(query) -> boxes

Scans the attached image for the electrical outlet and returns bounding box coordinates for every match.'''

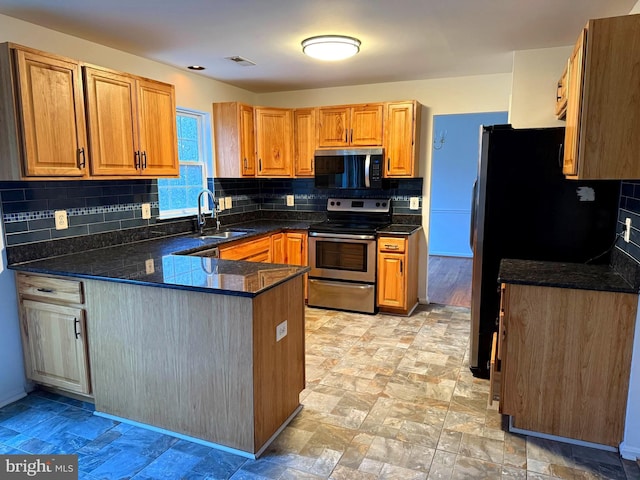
[625,217,632,243]
[276,320,288,342]
[217,198,224,211]
[141,203,151,219]
[409,197,420,210]
[54,210,68,230]
[286,195,294,206]
[145,258,155,274]
[225,197,232,209]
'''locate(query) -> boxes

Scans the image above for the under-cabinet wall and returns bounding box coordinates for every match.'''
[0,178,423,247]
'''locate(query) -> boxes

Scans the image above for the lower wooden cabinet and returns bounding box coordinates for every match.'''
[498,282,637,447]
[219,235,272,262]
[16,273,91,395]
[377,232,419,315]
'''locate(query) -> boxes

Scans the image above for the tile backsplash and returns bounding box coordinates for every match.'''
[1,177,423,248]
[616,180,640,263]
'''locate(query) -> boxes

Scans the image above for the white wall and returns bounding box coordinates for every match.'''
[257,74,512,301]
[0,219,27,407]
[509,46,572,128]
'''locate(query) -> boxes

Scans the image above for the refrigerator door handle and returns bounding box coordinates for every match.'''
[470,179,478,250]
[558,143,564,170]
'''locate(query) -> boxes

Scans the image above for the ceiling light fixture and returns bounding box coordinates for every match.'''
[301,35,361,61]
[187,65,206,71]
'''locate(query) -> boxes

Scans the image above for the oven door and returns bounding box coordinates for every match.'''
[308,233,377,283]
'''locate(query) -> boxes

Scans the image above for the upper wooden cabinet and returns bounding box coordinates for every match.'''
[213,102,256,177]
[84,66,178,177]
[0,44,89,179]
[384,100,421,178]
[255,107,293,177]
[0,42,178,180]
[561,14,640,179]
[317,104,383,148]
[293,108,316,176]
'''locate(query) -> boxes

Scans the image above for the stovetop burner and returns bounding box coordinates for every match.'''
[309,198,392,235]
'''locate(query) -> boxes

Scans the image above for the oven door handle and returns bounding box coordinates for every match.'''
[364,153,371,188]
[309,232,376,240]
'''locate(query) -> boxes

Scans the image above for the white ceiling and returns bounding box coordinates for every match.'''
[0,0,636,93]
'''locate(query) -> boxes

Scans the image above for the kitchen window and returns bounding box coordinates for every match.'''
[158,108,212,218]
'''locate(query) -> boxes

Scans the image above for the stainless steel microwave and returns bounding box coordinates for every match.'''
[314,148,383,189]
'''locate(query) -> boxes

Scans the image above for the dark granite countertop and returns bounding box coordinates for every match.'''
[8,220,314,297]
[498,258,638,294]
[378,224,423,235]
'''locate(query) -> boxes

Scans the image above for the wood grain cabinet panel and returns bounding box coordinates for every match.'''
[377,232,419,315]
[16,273,91,395]
[255,107,293,177]
[317,104,383,148]
[561,14,640,179]
[500,283,637,446]
[0,43,88,179]
[384,100,421,178]
[84,66,178,177]
[293,108,316,176]
[0,42,178,180]
[213,102,256,178]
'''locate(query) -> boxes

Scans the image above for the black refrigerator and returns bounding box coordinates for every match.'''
[469,125,620,378]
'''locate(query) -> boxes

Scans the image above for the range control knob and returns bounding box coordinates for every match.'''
[376,202,381,207]
[330,201,335,206]
[382,202,387,207]
[336,201,341,206]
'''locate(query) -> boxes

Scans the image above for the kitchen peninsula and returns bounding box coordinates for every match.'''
[9,228,309,458]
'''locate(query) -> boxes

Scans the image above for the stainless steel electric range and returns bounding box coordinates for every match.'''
[308,198,392,314]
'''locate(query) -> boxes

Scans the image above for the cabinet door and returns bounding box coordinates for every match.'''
[351,104,383,146]
[239,104,256,176]
[20,299,90,394]
[317,107,350,147]
[15,49,87,177]
[294,109,316,176]
[285,232,308,266]
[137,78,179,177]
[84,67,139,176]
[385,101,418,177]
[377,252,406,309]
[271,233,285,264]
[563,29,586,177]
[255,108,293,177]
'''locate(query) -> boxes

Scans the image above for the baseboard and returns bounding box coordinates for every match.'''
[619,441,640,461]
[0,389,26,408]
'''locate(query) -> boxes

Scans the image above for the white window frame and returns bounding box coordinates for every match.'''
[158,108,213,219]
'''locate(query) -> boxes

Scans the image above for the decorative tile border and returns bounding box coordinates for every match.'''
[3,202,160,223]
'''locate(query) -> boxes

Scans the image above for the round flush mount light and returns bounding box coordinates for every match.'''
[187,65,206,71]
[301,35,361,61]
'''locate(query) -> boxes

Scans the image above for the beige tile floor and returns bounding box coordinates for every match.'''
[256,304,640,479]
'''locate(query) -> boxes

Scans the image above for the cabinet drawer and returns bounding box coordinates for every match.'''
[219,236,271,261]
[17,273,84,304]
[378,237,406,253]
[489,332,500,407]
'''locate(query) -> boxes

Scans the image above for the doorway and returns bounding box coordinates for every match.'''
[428,112,508,307]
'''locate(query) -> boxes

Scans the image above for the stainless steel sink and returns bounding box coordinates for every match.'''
[195,228,255,240]
[199,231,247,239]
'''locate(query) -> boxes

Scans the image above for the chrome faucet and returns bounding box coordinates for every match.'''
[197,188,219,235]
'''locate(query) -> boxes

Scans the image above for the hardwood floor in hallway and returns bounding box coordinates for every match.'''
[428,256,473,308]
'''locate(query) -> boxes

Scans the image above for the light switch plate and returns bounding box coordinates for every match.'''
[145,258,155,274]
[217,198,224,211]
[286,195,294,206]
[276,320,288,342]
[224,197,232,209]
[409,197,420,210]
[141,203,151,219]
[54,210,68,230]
[625,217,632,243]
